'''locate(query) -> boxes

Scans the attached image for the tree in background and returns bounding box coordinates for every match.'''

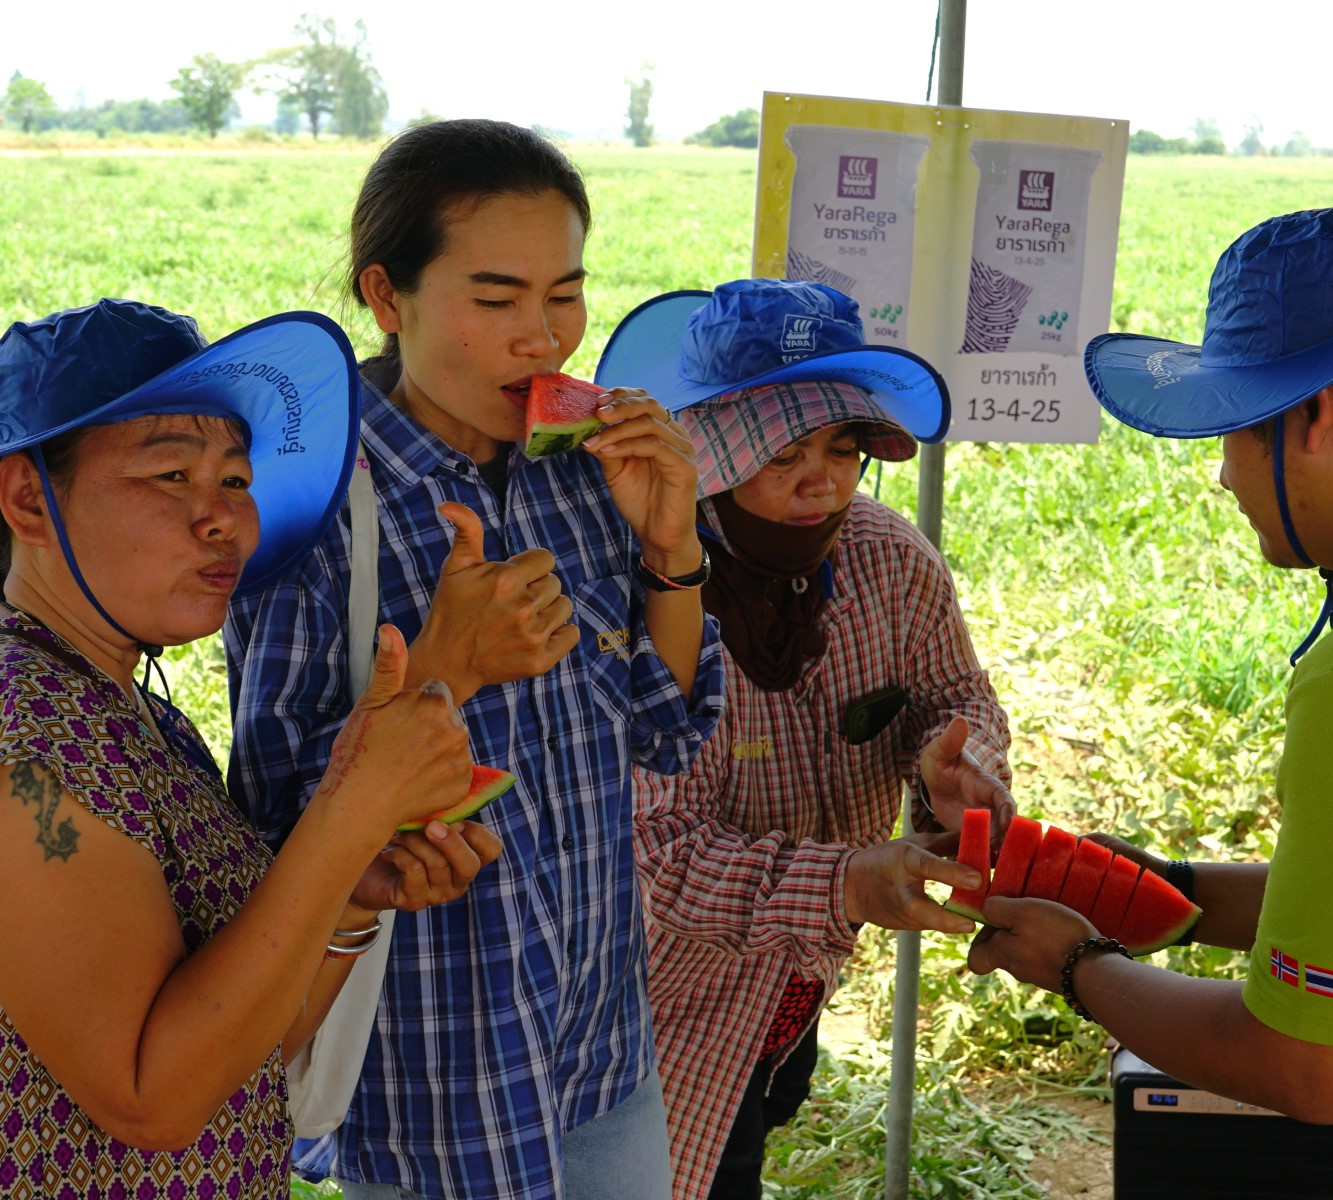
[686,107,760,149]
[334,21,389,139]
[1237,120,1266,157]
[625,67,654,148]
[170,54,247,138]
[259,14,388,139]
[5,72,57,133]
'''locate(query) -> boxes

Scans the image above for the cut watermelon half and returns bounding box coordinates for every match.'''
[524,372,605,456]
[1024,825,1078,901]
[396,764,517,832]
[942,816,1201,956]
[988,814,1043,898]
[945,807,991,922]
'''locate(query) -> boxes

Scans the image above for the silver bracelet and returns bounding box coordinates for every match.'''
[333,918,384,940]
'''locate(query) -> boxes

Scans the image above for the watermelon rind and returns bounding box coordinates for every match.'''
[396,765,517,832]
[524,417,603,457]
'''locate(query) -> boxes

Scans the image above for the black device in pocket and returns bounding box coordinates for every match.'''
[841,685,908,745]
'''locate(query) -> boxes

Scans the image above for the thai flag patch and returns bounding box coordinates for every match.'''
[1305,962,1333,997]
[1271,947,1299,987]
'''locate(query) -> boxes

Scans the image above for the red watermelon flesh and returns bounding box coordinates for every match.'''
[1024,826,1078,901]
[524,372,606,456]
[396,764,517,832]
[1057,838,1114,914]
[945,807,991,922]
[1088,853,1142,936]
[988,814,1043,898]
[1116,866,1202,955]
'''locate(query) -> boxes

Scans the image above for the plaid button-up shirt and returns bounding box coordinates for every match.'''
[634,494,1010,1197]
[224,378,724,1200]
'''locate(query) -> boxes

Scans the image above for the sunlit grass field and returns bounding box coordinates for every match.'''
[5,144,1333,1197]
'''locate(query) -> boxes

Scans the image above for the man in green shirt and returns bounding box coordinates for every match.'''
[970,207,1333,1120]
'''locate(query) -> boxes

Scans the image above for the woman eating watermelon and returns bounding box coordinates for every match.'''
[224,119,728,1200]
[969,209,1333,1123]
[596,277,1015,1199]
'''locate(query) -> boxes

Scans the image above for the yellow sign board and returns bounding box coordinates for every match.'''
[754,93,1128,443]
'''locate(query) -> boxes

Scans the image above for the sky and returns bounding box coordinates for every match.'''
[6,0,1329,151]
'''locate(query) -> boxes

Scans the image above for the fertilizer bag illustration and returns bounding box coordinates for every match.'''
[960,140,1102,355]
[783,126,929,343]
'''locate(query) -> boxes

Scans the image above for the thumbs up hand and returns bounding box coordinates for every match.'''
[405,503,581,703]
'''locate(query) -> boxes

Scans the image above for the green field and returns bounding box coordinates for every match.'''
[5,145,1333,1197]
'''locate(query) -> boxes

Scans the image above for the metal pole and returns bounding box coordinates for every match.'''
[886,4,965,1198]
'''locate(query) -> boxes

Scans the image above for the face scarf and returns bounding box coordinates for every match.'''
[701,491,851,691]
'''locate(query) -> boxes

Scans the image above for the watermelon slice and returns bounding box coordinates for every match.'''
[988,814,1043,898]
[395,764,517,832]
[524,372,606,456]
[1024,825,1078,901]
[1116,866,1202,955]
[945,807,991,922]
[1057,838,1114,915]
[1088,852,1141,936]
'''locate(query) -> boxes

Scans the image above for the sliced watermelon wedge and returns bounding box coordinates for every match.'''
[1088,852,1141,937]
[1057,838,1114,915]
[396,764,517,832]
[1024,825,1078,901]
[988,814,1043,898]
[1116,866,1202,955]
[524,372,606,456]
[945,807,991,922]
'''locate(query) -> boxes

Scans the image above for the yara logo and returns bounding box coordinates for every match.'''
[838,154,878,198]
[780,314,822,356]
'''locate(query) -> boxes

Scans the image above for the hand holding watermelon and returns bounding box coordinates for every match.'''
[842,831,985,933]
[576,385,702,571]
[405,502,581,703]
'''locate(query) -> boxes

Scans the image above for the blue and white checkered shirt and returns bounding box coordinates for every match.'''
[224,377,724,1199]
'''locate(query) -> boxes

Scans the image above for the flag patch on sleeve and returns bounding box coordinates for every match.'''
[1271,947,1299,987]
[1304,962,1333,997]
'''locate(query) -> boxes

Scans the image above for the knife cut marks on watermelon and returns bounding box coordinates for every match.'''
[524,372,606,456]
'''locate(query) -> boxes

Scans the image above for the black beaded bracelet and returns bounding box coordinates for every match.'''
[1059,935,1133,1022]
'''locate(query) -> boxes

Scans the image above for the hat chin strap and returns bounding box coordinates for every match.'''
[1272,412,1333,666]
[32,448,166,665]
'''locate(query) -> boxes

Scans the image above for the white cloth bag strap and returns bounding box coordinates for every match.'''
[286,442,397,1139]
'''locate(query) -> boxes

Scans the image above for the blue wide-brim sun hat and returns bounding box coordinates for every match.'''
[0,299,360,594]
[1085,208,1333,438]
[594,278,950,443]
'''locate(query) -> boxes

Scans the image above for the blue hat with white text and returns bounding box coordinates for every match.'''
[0,299,360,594]
[1085,209,1333,437]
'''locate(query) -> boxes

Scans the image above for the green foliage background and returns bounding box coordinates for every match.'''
[5,146,1333,1197]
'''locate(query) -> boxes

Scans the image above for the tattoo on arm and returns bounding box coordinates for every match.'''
[10,761,80,861]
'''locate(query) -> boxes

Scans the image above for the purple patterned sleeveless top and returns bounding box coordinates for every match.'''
[0,613,291,1199]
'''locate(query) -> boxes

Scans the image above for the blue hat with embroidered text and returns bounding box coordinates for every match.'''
[594,278,950,443]
[0,298,360,595]
[1085,209,1333,437]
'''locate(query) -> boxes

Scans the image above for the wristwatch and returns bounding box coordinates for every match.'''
[633,547,712,591]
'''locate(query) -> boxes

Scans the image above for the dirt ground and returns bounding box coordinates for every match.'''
[818,1010,1113,1198]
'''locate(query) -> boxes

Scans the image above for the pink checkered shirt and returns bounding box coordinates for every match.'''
[633,494,1011,1197]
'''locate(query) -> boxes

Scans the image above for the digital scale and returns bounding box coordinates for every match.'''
[1112,1047,1332,1198]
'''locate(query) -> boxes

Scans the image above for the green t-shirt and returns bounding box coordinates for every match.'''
[1244,631,1333,1044]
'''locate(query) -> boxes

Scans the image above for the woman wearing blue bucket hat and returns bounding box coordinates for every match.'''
[971,209,1333,1123]
[0,299,498,1197]
[599,278,1015,1198]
